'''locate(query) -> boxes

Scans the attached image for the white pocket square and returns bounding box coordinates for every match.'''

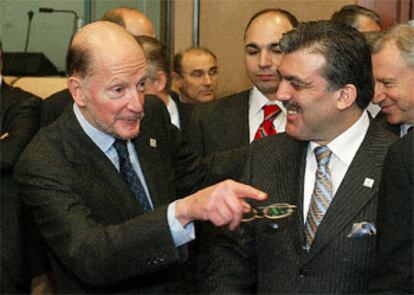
[347,222,376,237]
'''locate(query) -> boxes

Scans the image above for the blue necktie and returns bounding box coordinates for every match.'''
[113,139,151,211]
[304,146,333,247]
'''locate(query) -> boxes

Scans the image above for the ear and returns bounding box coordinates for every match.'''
[156,70,168,92]
[172,71,182,88]
[68,76,87,107]
[336,84,357,111]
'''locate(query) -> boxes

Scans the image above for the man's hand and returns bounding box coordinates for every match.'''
[175,180,267,230]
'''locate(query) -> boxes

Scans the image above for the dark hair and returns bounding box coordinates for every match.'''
[331,5,381,30]
[135,35,171,90]
[173,47,217,76]
[280,20,373,109]
[66,36,93,77]
[244,8,299,39]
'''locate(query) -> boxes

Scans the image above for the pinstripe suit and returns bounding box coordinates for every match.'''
[205,120,398,294]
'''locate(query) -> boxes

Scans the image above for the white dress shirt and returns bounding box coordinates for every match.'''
[73,104,194,246]
[400,123,413,137]
[166,95,180,129]
[303,111,370,221]
[248,86,286,142]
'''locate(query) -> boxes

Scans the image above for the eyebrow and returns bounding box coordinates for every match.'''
[277,69,312,87]
[245,42,280,49]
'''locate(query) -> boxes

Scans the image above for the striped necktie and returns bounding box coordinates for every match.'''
[113,139,151,211]
[254,104,281,140]
[304,146,333,247]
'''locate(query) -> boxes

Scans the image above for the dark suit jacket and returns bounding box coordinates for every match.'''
[15,95,245,293]
[40,88,72,127]
[190,89,251,156]
[1,82,43,293]
[170,90,194,137]
[205,120,398,294]
[369,132,414,293]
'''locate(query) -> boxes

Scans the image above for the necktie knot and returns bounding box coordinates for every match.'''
[263,104,280,121]
[314,146,332,167]
[113,139,129,160]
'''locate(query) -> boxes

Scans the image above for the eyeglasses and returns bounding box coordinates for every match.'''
[241,203,296,222]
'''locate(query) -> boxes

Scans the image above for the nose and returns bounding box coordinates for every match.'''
[372,82,385,105]
[202,73,212,85]
[275,79,292,102]
[128,90,145,112]
[259,51,271,68]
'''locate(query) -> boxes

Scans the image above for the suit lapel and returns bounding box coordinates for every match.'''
[133,126,172,209]
[305,122,393,258]
[224,90,250,146]
[62,109,145,218]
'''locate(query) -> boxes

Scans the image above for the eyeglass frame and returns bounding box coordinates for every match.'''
[241,202,296,222]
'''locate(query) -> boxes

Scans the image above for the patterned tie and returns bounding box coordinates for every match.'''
[254,104,281,140]
[113,139,151,211]
[304,146,333,247]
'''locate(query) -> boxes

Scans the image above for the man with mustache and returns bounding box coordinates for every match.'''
[14,21,266,293]
[190,8,298,157]
[204,21,398,294]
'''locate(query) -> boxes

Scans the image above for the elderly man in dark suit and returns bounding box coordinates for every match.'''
[0,41,45,293]
[204,21,399,294]
[368,23,414,293]
[14,21,266,294]
[190,8,298,157]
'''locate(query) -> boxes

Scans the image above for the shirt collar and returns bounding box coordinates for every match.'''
[401,123,413,137]
[310,111,370,166]
[250,86,286,115]
[73,103,115,154]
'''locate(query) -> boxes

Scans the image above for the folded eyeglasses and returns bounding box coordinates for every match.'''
[241,203,296,222]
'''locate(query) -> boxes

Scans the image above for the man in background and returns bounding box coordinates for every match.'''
[371,24,414,137]
[136,36,194,134]
[0,41,46,293]
[369,24,414,293]
[190,8,298,157]
[331,4,381,32]
[173,47,219,104]
[205,20,398,294]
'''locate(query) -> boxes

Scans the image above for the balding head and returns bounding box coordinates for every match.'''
[102,7,156,37]
[66,21,148,140]
[66,21,145,79]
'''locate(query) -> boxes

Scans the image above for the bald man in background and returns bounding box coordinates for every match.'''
[41,7,156,127]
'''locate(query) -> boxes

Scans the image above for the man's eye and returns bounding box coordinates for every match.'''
[137,80,146,92]
[110,86,125,97]
[383,82,395,89]
[246,50,258,55]
[190,71,203,78]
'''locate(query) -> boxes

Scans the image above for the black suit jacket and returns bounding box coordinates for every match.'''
[1,82,43,293]
[369,132,414,293]
[15,95,244,293]
[40,88,72,127]
[205,120,398,294]
[190,89,250,156]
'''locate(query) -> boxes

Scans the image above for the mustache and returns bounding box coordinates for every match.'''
[283,101,300,111]
[118,113,145,121]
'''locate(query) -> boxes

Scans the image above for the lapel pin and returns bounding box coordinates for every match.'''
[363,178,374,188]
[150,138,157,148]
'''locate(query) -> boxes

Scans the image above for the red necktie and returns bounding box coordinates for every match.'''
[254,105,281,140]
